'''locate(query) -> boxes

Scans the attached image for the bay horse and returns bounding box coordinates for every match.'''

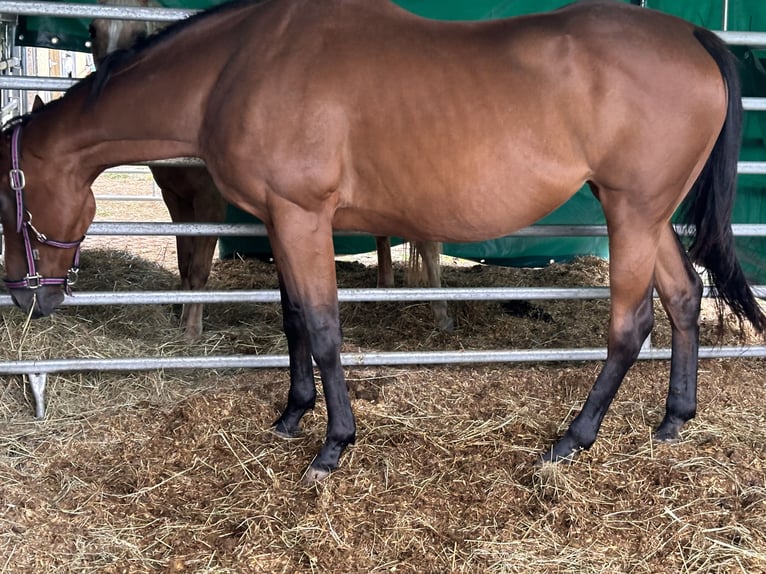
[2,0,764,483]
[89,0,453,339]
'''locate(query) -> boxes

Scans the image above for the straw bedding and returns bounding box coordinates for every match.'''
[1,244,765,573]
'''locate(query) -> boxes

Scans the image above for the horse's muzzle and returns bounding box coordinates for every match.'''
[9,286,65,318]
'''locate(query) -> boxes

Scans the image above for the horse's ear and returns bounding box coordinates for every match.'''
[32,95,45,111]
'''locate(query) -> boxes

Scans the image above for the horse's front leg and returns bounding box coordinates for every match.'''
[272,271,317,438]
[268,208,355,483]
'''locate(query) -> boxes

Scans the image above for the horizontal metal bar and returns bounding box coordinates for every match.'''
[0,285,761,308]
[75,222,766,237]
[1,345,765,376]
[727,224,766,236]
[3,222,766,238]
[93,195,163,202]
[738,162,766,175]
[0,76,75,91]
[744,98,766,112]
[0,1,194,21]
[716,31,766,46]
[85,222,270,236]
[0,287,615,308]
[103,166,152,174]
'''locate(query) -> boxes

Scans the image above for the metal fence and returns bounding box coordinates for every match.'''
[0,1,765,410]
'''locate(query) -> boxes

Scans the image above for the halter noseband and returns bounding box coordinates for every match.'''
[3,124,84,293]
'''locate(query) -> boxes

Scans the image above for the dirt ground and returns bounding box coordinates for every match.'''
[0,174,765,573]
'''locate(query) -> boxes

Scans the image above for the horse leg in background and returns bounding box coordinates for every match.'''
[151,165,226,342]
[542,204,658,462]
[375,236,394,288]
[267,206,355,483]
[652,225,703,442]
[410,240,454,331]
[376,237,453,331]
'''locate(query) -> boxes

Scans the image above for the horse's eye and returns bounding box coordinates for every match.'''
[88,24,96,39]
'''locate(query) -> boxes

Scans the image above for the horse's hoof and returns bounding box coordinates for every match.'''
[182,329,202,343]
[535,450,580,467]
[652,430,682,444]
[538,437,583,466]
[301,464,332,485]
[653,419,684,443]
[180,317,203,342]
[437,316,455,332]
[270,424,302,440]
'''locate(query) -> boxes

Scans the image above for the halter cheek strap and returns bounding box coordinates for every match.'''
[3,124,84,294]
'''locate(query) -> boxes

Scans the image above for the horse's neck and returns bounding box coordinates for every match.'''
[27,77,201,184]
[26,0,257,181]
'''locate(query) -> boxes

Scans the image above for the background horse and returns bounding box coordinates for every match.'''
[90,0,453,338]
[2,0,764,483]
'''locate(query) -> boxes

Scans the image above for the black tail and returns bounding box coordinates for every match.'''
[680,28,766,333]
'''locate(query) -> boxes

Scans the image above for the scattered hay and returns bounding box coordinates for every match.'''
[0,247,765,573]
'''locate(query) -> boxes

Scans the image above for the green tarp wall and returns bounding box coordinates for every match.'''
[15,1,766,277]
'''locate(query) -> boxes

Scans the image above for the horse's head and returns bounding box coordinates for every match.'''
[0,115,95,318]
[90,0,165,64]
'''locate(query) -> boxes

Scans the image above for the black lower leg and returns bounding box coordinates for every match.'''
[305,308,356,478]
[273,279,316,437]
[653,328,699,442]
[542,358,634,462]
[542,292,655,462]
[654,293,701,441]
[654,233,702,442]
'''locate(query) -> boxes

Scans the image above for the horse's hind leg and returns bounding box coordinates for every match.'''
[176,234,217,340]
[653,225,703,442]
[376,236,394,288]
[542,220,658,462]
[154,166,224,342]
[170,223,204,340]
[413,240,454,332]
[179,180,227,341]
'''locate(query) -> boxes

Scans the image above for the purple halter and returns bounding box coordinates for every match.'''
[3,124,84,293]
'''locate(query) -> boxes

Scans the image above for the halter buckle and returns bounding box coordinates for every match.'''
[24,273,43,289]
[9,168,25,191]
[66,268,79,287]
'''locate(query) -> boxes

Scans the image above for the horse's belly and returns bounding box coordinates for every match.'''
[334,121,591,242]
[333,180,581,243]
